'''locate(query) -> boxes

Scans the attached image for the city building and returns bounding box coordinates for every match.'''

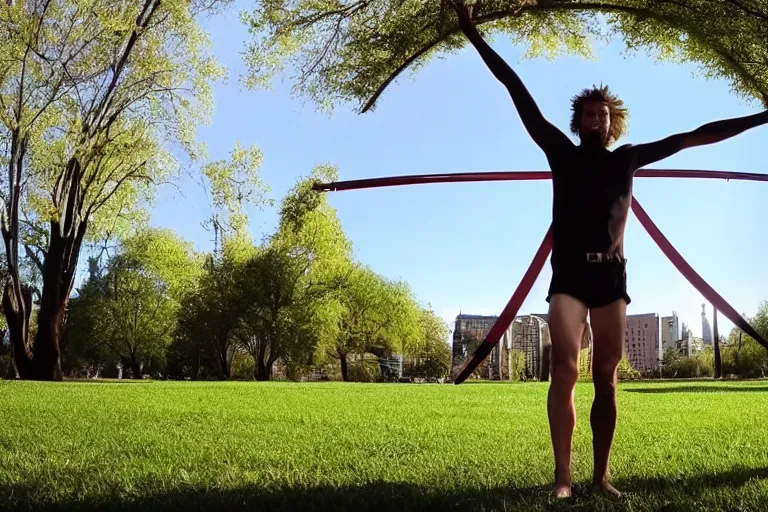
[491,315,551,381]
[702,304,713,344]
[661,312,681,352]
[451,314,502,381]
[670,320,704,357]
[451,312,591,381]
[681,322,693,341]
[455,309,672,378]
[451,314,497,366]
[625,313,660,372]
[675,336,704,356]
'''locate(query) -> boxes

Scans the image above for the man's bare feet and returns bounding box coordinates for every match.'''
[592,479,622,499]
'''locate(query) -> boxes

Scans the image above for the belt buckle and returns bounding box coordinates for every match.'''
[586,253,600,263]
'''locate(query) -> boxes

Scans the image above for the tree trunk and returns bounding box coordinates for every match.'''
[2,281,33,378]
[192,347,201,381]
[254,335,275,381]
[131,359,142,379]
[255,337,267,381]
[713,307,722,379]
[2,131,33,379]
[216,336,231,379]
[3,155,87,382]
[33,273,67,381]
[255,358,272,381]
[265,339,280,379]
[339,352,349,382]
[29,198,87,381]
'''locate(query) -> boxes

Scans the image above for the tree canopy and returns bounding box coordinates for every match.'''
[242,0,768,113]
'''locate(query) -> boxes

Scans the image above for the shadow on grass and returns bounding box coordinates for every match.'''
[623,385,768,394]
[3,466,768,512]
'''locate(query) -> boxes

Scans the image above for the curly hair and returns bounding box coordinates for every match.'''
[569,85,629,145]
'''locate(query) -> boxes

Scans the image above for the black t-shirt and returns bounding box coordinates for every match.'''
[544,139,641,268]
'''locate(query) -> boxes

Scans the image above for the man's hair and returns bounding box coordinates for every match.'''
[569,85,628,145]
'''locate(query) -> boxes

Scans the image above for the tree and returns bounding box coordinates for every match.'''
[405,307,451,380]
[237,166,353,381]
[616,356,639,380]
[173,253,243,379]
[169,139,269,380]
[201,141,270,258]
[326,263,421,381]
[0,0,230,380]
[713,307,722,378]
[661,346,715,378]
[236,242,329,380]
[170,166,345,382]
[661,346,682,378]
[243,1,768,114]
[695,347,714,378]
[65,228,201,378]
[98,255,175,378]
[721,302,768,378]
[61,257,114,377]
[578,347,592,381]
[508,349,526,382]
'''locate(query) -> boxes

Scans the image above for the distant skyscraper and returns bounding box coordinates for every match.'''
[681,322,693,340]
[625,313,660,372]
[661,312,681,353]
[701,304,713,344]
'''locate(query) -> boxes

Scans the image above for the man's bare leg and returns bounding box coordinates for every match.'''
[547,294,587,498]
[588,298,626,498]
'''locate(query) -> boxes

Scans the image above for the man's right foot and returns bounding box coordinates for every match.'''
[592,480,622,499]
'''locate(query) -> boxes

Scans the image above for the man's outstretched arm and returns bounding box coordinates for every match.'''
[631,110,768,168]
[452,2,571,152]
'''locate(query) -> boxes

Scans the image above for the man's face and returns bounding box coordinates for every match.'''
[580,100,610,146]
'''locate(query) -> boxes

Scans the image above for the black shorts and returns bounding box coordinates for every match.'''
[546,258,631,309]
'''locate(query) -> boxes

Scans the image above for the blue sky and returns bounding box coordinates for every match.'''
[150,3,767,339]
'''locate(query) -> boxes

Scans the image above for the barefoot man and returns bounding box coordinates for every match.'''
[448,0,768,498]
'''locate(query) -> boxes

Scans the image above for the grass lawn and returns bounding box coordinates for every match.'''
[1,379,767,511]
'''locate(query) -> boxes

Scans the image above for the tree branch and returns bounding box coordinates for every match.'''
[23,243,44,275]
[85,160,150,218]
[89,0,162,136]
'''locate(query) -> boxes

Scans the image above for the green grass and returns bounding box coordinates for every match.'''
[1,379,768,511]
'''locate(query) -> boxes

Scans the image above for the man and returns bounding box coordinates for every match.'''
[448,0,768,499]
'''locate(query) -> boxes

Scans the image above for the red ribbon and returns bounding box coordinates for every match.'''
[313,169,768,192]
[453,226,553,384]
[631,197,767,350]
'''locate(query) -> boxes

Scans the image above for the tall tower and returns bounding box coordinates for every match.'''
[701,304,713,344]
[661,311,681,352]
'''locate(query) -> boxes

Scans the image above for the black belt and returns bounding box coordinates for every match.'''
[585,252,623,263]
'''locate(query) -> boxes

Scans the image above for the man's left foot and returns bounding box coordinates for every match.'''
[592,480,622,499]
